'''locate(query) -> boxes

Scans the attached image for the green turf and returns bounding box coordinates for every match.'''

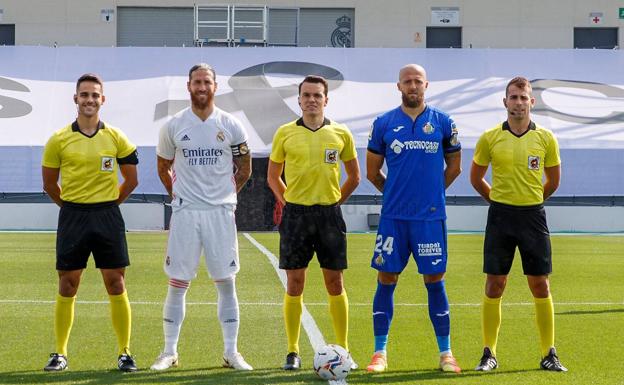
[0,232,622,385]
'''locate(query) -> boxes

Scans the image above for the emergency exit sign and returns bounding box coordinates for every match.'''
[620,8,624,19]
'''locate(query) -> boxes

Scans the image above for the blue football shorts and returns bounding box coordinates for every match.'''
[370,217,448,275]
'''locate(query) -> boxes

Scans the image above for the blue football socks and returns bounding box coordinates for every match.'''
[372,281,397,353]
[425,280,451,354]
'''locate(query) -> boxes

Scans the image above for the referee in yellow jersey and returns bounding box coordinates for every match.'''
[470,77,567,372]
[41,74,139,372]
[268,75,360,370]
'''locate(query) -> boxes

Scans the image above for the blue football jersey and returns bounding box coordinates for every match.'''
[367,106,461,220]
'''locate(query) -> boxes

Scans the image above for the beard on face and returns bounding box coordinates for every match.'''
[190,91,212,109]
[402,92,423,108]
[508,109,527,120]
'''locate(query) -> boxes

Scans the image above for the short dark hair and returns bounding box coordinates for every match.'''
[76,73,103,91]
[298,75,328,96]
[189,63,216,81]
[505,76,532,96]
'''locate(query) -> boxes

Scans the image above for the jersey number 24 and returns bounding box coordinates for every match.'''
[374,235,394,255]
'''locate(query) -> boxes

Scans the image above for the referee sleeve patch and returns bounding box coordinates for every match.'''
[231,141,250,157]
[118,150,139,165]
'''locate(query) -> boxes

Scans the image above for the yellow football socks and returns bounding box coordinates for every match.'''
[54,293,76,356]
[109,291,132,355]
[328,291,349,351]
[534,294,555,357]
[284,293,303,354]
[482,295,502,356]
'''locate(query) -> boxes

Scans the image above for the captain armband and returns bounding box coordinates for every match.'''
[231,141,250,157]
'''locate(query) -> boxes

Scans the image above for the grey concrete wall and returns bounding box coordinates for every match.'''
[2,203,619,233]
[1,0,622,48]
[0,203,164,231]
[341,204,624,233]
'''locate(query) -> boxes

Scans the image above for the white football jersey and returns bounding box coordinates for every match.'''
[157,107,249,208]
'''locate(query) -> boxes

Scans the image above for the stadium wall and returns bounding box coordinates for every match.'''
[0,203,164,231]
[341,205,624,233]
[1,0,622,48]
[0,202,623,233]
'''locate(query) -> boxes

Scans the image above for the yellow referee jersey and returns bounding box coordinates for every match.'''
[270,118,357,206]
[473,121,560,206]
[42,121,137,204]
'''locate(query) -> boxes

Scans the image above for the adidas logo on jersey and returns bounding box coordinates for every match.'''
[181,134,191,141]
[230,260,237,267]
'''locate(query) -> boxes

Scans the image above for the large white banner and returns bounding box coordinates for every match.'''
[1,46,623,195]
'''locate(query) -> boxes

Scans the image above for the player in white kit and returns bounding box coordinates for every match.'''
[151,63,253,371]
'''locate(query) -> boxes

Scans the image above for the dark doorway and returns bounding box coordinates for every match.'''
[0,24,15,45]
[574,27,618,49]
[426,27,461,48]
[236,157,278,231]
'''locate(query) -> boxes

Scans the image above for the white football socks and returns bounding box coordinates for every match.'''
[215,276,240,356]
[163,279,190,355]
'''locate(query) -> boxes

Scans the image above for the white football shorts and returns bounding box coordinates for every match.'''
[164,205,240,281]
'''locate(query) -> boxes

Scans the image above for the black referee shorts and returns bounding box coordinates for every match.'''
[56,201,130,271]
[279,202,347,271]
[483,201,552,276]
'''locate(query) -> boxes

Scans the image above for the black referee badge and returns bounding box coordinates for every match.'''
[101,156,114,172]
[325,149,338,164]
[422,122,435,134]
[528,156,540,170]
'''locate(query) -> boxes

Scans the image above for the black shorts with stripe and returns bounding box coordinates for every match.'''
[56,201,130,270]
[483,201,552,276]
[279,203,347,271]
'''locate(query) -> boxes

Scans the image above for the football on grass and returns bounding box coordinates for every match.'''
[313,344,352,381]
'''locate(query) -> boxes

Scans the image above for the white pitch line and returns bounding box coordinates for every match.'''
[0,299,621,306]
[242,232,326,351]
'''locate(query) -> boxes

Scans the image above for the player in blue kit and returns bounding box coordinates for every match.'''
[365,64,462,373]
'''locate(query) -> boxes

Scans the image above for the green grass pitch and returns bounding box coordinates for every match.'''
[0,232,622,385]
